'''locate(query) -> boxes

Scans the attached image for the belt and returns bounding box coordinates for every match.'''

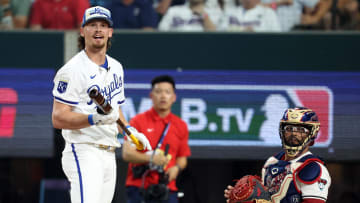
[94,144,116,152]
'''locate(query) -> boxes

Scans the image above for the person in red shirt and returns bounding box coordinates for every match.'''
[30,0,90,30]
[122,75,191,203]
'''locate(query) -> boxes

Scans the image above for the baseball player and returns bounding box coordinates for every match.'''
[218,0,282,32]
[51,6,154,203]
[224,107,331,203]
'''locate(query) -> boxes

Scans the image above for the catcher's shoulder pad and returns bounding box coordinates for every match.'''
[297,161,321,184]
[298,154,324,164]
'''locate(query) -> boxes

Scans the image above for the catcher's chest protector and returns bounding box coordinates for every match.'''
[263,151,324,203]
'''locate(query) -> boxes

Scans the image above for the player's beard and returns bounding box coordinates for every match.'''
[92,40,107,50]
[284,134,303,147]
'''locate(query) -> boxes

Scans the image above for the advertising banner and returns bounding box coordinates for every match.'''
[0,69,54,157]
[122,70,359,160]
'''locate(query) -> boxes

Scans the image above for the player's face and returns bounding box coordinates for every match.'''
[283,125,310,146]
[81,20,113,50]
[150,82,176,112]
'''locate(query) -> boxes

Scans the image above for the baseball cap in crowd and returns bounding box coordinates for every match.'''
[82,6,113,27]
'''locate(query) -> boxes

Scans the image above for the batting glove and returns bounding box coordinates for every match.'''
[88,109,119,125]
[126,126,152,151]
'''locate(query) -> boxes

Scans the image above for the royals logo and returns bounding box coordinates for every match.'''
[57,81,68,93]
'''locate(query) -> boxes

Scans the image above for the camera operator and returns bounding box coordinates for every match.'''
[122,75,191,203]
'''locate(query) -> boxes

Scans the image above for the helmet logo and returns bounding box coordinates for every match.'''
[290,113,299,119]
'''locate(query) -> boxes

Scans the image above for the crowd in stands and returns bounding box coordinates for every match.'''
[0,0,359,31]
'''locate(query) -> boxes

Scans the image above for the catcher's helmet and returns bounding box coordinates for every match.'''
[279,107,320,158]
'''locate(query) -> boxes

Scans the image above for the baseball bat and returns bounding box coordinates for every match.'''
[88,89,144,150]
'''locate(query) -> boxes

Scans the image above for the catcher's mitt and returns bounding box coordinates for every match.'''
[229,175,272,203]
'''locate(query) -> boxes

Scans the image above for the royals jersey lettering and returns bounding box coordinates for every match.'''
[52,50,125,147]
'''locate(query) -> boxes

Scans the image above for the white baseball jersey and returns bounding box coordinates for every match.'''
[261,0,319,31]
[52,50,125,147]
[218,5,282,32]
[262,151,331,202]
[158,4,223,31]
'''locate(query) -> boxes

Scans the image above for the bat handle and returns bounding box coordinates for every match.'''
[128,133,144,151]
[117,120,144,150]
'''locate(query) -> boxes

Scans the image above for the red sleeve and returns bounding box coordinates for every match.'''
[29,1,42,26]
[75,0,90,26]
[177,121,191,157]
[129,116,140,131]
[302,199,326,203]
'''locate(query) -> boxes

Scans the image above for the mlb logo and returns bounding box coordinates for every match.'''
[250,87,333,147]
[57,81,68,94]
[289,89,333,146]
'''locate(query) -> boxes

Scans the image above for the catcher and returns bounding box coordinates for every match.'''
[224,107,331,203]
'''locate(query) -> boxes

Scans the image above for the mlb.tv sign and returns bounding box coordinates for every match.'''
[123,84,333,147]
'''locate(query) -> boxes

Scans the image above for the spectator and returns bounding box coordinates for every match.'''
[218,0,282,32]
[0,0,32,29]
[261,0,326,31]
[297,0,332,30]
[154,0,186,17]
[206,0,235,11]
[334,0,359,29]
[105,0,158,30]
[30,0,90,30]
[158,0,221,31]
[321,0,360,30]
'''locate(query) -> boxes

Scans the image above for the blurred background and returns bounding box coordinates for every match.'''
[1,0,360,202]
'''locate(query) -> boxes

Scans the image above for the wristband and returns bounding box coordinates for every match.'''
[88,114,94,125]
[123,125,131,136]
[149,151,155,168]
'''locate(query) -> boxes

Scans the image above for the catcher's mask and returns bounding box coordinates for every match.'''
[279,107,320,158]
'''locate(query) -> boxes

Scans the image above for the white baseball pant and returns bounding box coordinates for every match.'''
[62,142,117,203]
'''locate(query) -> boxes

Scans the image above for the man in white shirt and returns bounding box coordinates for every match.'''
[158,0,221,31]
[219,0,282,31]
[52,6,164,203]
[261,0,320,31]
